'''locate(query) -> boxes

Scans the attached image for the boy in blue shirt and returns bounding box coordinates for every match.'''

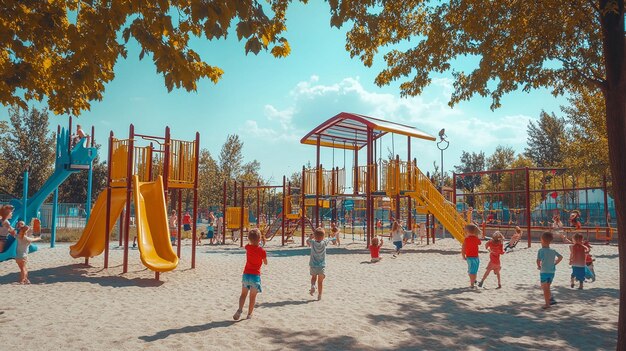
[537,232,563,310]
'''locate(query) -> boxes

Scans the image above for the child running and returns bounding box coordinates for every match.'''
[307,227,330,300]
[569,233,588,290]
[461,224,482,288]
[478,231,504,289]
[233,229,267,320]
[13,224,42,284]
[369,236,383,263]
[537,232,563,309]
[390,220,404,258]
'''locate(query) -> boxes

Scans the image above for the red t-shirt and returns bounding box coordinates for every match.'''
[464,235,481,257]
[369,245,381,258]
[486,241,503,265]
[182,214,191,225]
[243,244,267,275]
[570,243,587,267]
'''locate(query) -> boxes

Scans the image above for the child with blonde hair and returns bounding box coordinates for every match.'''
[369,236,383,263]
[461,224,482,288]
[307,227,330,300]
[504,226,522,253]
[478,231,504,289]
[569,233,588,290]
[13,224,41,284]
[233,228,267,320]
[390,220,404,257]
[537,232,563,309]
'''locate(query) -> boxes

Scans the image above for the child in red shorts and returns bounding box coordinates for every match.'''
[478,231,504,289]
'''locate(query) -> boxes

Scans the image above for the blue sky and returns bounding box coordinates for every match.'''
[1,2,566,184]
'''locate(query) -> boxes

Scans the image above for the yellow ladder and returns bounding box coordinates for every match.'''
[405,165,467,244]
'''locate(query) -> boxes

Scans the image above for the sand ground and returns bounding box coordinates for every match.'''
[0,237,619,350]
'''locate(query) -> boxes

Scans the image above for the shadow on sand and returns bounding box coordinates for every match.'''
[138,320,239,342]
[0,264,163,287]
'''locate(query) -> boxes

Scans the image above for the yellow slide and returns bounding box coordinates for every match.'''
[70,188,127,258]
[406,166,468,244]
[133,175,178,272]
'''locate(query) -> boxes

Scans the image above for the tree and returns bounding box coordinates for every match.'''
[562,87,609,179]
[330,2,626,343]
[197,149,221,211]
[453,151,485,206]
[1,1,292,115]
[219,134,244,183]
[486,145,516,186]
[0,106,55,197]
[524,112,566,167]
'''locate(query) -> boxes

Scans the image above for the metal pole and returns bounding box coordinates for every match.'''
[407,138,412,231]
[525,167,532,248]
[222,181,227,245]
[256,181,260,228]
[315,135,321,228]
[354,148,359,195]
[104,131,114,268]
[177,189,182,257]
[603,175,610,237]
[163,127,171,199]
[86,162,93,220]
[282,176,286,246]
[366,127,372,248]
[22,167,28,222]
[302,166,306,246]
[123,125,134,273]
[191,132,200,269]
[50,188,58,248]
[240,181,245,247]
[426,212,430,245]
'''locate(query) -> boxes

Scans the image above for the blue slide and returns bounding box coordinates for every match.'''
[0,129,96,262]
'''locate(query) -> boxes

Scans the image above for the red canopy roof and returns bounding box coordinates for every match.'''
[300,112,436,150]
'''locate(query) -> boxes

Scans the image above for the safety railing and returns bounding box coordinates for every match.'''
[110,138,129,186]
[168,139,196,188]
[384,159,416,196]
[304,167,346,195]
[354,164,379,193]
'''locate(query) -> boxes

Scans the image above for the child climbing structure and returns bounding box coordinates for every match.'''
[70,125,199,279]
[0,117,97,262]
[300,112,469,247]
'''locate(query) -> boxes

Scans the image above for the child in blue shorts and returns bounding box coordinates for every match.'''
[537,232,563,309]
[461,224,482,288]
[234,229,267,320]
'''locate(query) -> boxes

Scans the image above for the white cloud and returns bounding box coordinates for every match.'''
[242,75,536,173]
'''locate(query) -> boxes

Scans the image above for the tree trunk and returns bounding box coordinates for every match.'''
[599,1,626,349]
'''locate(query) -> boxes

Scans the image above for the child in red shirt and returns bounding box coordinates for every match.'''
[461,224,482,288]
[569,233,588,290]
[234,229,267,320]
[478,231,504,289]
[369,236,383,263]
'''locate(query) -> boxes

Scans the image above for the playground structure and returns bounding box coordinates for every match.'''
[0,117,97,262]
[69,125,199,279]
[222,178,316,246]
[453,168,617,246]
[298,112,469,247]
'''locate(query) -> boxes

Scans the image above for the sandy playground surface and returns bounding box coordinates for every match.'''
[0,237,619,350]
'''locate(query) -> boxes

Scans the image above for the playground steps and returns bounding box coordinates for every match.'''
[405,166,468,244]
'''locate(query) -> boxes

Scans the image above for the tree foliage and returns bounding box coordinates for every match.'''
[330,1,602,108]
[1,0,293,115]
[486,145,515,185]
[197,148,221,210]
[0,106,55,197]
[524,111,566,168]
[453,151,485,206]
[562,87,609,179]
